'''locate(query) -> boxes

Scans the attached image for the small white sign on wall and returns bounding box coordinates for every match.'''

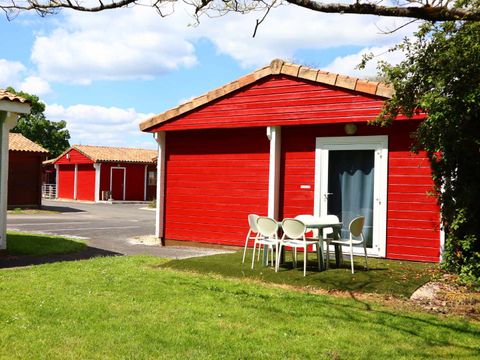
[300,185,311,189]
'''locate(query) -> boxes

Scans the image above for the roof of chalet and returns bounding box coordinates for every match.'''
[139,59,394,132]
[58,145,157,164]
[9,133,48,153]
[0,89,29,104]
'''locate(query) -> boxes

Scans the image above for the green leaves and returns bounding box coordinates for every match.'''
[379,14,480,286]
[6,87,70,158]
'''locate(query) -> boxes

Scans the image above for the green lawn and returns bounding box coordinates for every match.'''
[0,256,478,359]
[162,249,436,298]
[6,231,86,256]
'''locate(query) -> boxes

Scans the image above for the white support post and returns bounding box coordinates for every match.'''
[54,164,59,199]
[154,131,166,243]
[144,164,148,201]
[94,163,101,202]
[267,126,281,220]
[73,164,78,200]
[0,112,20,249]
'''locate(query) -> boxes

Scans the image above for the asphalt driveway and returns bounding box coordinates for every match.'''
[7,200,234,259]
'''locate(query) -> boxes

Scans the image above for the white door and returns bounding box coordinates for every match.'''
[314,136,388,257]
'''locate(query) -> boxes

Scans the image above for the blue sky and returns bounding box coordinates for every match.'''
[0,3,417,151]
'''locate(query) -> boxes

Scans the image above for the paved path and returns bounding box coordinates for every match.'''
[6,200,234,262]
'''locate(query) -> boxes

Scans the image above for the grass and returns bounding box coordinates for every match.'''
[6,231,86,256]
[162,249,436,298]
[0,256,478,359]
[8,208,59,215]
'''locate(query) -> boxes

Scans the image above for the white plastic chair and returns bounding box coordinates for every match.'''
[252,217,280,270]
[330,216,369,274]
[242,214,261,264]
[277,218,322,276]
[320,214,340,269]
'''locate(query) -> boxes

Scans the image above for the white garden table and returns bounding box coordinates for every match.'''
[302,219,343,270]
[271,218,343,271]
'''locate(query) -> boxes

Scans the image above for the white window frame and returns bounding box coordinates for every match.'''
[314,135,388,257]
[110,166,126,201]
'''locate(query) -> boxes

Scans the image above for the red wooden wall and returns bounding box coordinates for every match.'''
[76,164,95,201]
[151,76,387,132]
[99,163,148,201]
[8,151,45,208]
[57,149,94,200]
[280,121,440,262]
[163,128,270,245]
[56,149,94,165]
[125,164,147,200]
[58,164,75,199]
[387,133,440,262]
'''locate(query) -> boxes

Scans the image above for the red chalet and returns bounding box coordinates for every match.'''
[54,145,157,202]
[140,59,441,263]
[8,133,49,208]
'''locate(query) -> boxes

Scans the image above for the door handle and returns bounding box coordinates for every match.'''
[323,193,333,200]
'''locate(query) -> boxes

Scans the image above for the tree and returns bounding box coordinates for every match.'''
[6,87,70,158]
[374,16,480,285]
[1,0,480,23]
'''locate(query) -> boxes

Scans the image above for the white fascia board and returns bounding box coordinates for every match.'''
[0,101,31,115]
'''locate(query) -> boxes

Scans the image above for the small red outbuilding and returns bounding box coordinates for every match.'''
[8,133,49,208]
[140,59,442,263]
[54,145,157,202]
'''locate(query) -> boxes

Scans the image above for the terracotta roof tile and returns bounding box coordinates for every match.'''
[0,89,29,104]
[9,133,48,153]
[139,59,394,132]
[72,145,156,164]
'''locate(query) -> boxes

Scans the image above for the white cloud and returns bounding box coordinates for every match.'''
[29,3,419,85]
[0,59,26,89]
[31,6,197,84]
[195,5,417,68]
[324,45,405,79]
[45,103,156,149]
[20,76,52,96]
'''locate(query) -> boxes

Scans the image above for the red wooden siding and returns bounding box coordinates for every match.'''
[76,164,95,201]
[280,121,440,262]
[8,152,45,208]
[125,164,147,201]
[58,165,75,199]
[387,131,440,262]
[99,163,148,201]
[151,76,388,132]
[164,128,269,245]
[55,149,94,165]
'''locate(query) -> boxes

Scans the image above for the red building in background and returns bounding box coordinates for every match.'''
[8,133,49,208]
[54,145,156,202]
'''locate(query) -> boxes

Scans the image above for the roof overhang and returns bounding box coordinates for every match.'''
[0,100,31,115]
[139,59,394,133]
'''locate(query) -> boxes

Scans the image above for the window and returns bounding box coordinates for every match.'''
[148,170,157,186]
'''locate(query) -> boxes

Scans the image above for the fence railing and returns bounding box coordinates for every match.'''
[42,184,56,199]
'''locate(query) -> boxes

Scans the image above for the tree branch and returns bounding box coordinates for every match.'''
[285,0,480,21]
[1,0,138,14]
[2,0,480,22]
